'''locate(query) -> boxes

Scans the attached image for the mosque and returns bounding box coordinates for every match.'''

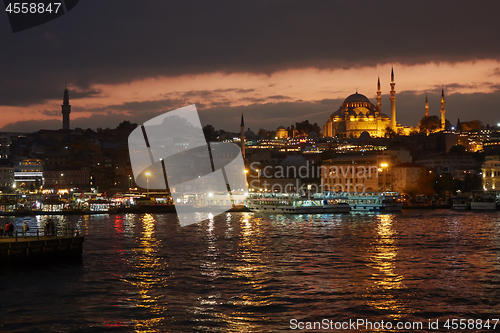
[322,68,421,138]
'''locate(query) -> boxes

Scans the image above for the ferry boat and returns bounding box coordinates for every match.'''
[245,193,351,214]
[470,190,499,210]
[329,191,403,212]
[452,196,470,210]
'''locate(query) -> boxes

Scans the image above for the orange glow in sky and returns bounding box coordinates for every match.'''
[2,60,500,129]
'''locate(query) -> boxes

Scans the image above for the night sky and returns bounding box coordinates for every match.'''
[2,1,500,133]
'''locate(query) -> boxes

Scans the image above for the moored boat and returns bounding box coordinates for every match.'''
[452,196,470,210]
[245,193,351,214]
[470,190,499,210]
[328,191,403,212]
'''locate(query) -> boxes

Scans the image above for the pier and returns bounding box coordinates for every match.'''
[0,231,84,263]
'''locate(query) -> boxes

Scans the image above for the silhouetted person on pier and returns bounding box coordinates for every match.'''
[45,220,51,236]
[4,222,8,237]
[22,221,29,237]
[49,219,55,236]
[9,222,14,237]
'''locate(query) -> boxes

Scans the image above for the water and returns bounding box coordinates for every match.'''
[1,210,500,332]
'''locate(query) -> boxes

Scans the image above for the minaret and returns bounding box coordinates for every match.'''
[440,88,446,130]
[61,83,71,130]
[425,94,429,117]
[376,76,382,114]
[390,67,396,130]
[240,114,245,158]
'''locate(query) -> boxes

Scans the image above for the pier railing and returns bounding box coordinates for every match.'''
[1,226,80,242]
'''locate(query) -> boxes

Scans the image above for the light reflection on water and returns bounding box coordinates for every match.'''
[2,211,500,332]
[366,214,407,320]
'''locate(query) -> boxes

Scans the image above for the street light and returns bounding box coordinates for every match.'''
[380,162,389,192]
[145,172,151,196]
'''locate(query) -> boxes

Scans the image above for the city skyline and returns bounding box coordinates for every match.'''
[2,1,500,132]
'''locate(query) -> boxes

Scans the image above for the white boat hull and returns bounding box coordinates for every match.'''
[248,203,351,214]
[350,204,402,212]
[471,202,497,210]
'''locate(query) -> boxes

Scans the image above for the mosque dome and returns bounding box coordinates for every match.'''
[245,129,257,138]
[343,92,371,105]
[308,131,319,139]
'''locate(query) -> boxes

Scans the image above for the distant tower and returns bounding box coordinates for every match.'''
[376,76,382,114]
[240,114,245,158]
[424,94,429,117]
[440,88,446,130]
[61,83,71,130]
[390,67,396,130]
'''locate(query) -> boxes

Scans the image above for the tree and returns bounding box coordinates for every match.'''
[202,124,218,141]
[116,120,137,132]
[409,129,419,135]
[294,120,321,136]
[445,119,452,130]
[384,126,396,138]
[419,115,441,134]
[461,120,483,132]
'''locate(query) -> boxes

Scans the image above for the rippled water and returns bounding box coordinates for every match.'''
[2,210,500,332]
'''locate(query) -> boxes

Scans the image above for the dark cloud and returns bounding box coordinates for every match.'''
[235,88,255,93]
[239,97,267,103]
[40,110,60,117]
[491,68,500,76]
[87,98,187,113]
[267,95,291,100]
[69,88,103,99]
[3,1,500,107]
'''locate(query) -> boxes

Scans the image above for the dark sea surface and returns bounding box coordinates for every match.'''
[2,210,500,332]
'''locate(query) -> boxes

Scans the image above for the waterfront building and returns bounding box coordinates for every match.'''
[0,133,23,159]
[43,167,91,192]
[321,156,380,192]
[13,158,43,191]
[391,162,428,193]
[321,150,412,192]
[0,166,14,188]
[276,126,288,139]
[44,150,72,168]
[482,156,500,190]
[416,154,481,179]
[483,132,500,155]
